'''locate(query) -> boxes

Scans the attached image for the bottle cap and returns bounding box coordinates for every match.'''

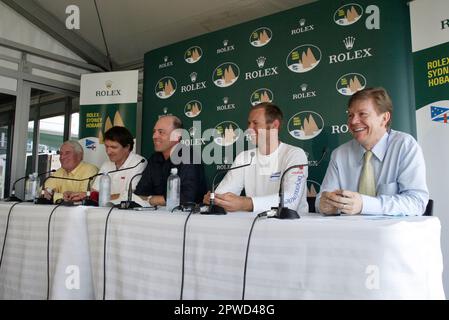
[171,168,178,175]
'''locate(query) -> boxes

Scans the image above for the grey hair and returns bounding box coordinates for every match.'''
[61,140,84,157]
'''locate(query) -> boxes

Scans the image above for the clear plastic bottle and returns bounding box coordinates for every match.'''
[98,173,111,207]
[26,172,39,202]
[166,168,180,211]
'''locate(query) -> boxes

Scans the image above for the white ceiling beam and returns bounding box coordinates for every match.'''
[1,0,111,71]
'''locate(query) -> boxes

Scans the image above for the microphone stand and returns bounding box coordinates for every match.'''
[81,174,101,206]
[206,151,255,215]
[3,176,27,202]
[274,148,327,219]
[118,173,143,209]
[35,172,89,205]
[3,169,56,202]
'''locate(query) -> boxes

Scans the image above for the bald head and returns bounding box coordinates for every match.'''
[153,115,183,159]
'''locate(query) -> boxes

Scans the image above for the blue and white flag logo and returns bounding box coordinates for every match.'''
[85,139,96,150]
[430,106,449,124]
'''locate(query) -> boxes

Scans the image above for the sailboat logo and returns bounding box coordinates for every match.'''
[334,3,363,26]
[249,27,273,47]
[250,88,274,106]
[214,121,241,146]
[155,76,177,99]
[286,44,321,73]
[336,73,366,96]
[184,46,203,64]
[184,100,202,118]
[288,111,324,140]
[212,62,240,87]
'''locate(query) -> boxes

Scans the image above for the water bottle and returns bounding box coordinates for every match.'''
[26,172,39,202]
[166,168,180,211]
[98,173,111,207]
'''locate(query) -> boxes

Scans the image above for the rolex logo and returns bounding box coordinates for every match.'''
[190,72,197,83]
[105,80,113,89]
[299,18,306,26]
[164,56,168,62]
[223,96,229,104]
[300,83,308,92]
[343,36,355,50]
[223,39,229,46]
[256,56,267,68]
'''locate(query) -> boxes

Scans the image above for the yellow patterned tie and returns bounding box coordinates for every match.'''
[358,150,376,196]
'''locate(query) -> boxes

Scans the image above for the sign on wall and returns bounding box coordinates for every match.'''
[142,0,414,193]
[79,70,138,167]
[410,0,449,295]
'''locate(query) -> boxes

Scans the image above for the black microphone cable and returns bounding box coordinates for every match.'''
[46,202,63,300]
[241,209,275,300]
[102,205,116,300]
[0,202,22,272]
[179,204,199,300]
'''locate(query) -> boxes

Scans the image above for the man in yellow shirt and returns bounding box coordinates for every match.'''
[43,140,98,203]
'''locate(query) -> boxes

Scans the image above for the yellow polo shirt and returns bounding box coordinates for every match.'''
[45,161,99,202]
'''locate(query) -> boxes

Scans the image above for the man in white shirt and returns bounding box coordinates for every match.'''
[68,126,146,204]
[203,102,308,213]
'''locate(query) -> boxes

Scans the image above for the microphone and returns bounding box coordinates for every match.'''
[274,148,327,219]
[206,151,256,215]
[118,172,143,209]
[4,169,56,202]
[35,173,90,205]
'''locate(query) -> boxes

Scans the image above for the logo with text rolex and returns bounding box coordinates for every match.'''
[155,76,177,99]
[250,88,274,106]
[214,121,241,146]
[217,39,235,54]
[245,57,279,80]
[249,27,272,47]
[286,45,321,73]
[159,55,173,69]
[336,73,366,96]
[291,18,315,35]
[212,62,240,87]
[180,126,206,147]
[184,100,202,118]
[216,96,236,112]
[181,72,206,93]
[95,80,121,97]
[334,3,363,26]
[329,36,373,64]
[288,111,324,140]
[184,46,203,64]
[292,83,317,100]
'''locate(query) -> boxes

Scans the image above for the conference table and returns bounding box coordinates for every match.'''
[0,202,445,300]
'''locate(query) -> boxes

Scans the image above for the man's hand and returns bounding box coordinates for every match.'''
[149,195,165,206]
[214,193,253,212]
[43,188,53,200]
[320,190,363,215]
[110,193,120,201]
[64,191,87,202]
[203,191,211,205]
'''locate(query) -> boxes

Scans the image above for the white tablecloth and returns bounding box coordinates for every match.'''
[85,208,446,300]
[0,202,94,299]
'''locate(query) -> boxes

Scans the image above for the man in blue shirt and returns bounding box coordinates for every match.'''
[316,87,429,216]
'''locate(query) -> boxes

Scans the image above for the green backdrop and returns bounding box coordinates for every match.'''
[142,0,415,194]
